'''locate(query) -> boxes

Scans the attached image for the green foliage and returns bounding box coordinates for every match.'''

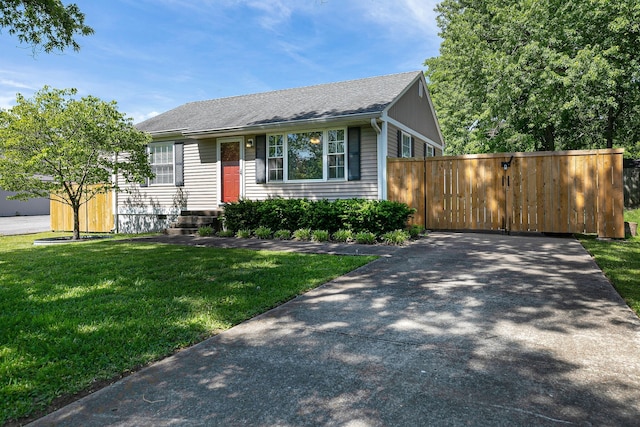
[0,87,152,239]
[625,209,640,225]
[580,234,640,316]
[223,198,414,234]
[216,230,235,237]
[381,229,410,245]
[407,224,425,239]
[332,229,353,243]
[254,226,272,239]
[426,0,640,155]
[236,229,251,238]
[293,228,312,241]
[197,226,214,237]
[354,231,377,245]
[273,229,292,240]
[311,230,330,242]
[0,233,375,423]
[0,0,94,53]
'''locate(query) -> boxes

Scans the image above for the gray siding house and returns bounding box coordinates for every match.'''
[120,71,444,232]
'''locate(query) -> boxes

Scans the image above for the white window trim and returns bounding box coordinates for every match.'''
[266,127,348,183]
[149,142,175,186]
[401,131,412,158]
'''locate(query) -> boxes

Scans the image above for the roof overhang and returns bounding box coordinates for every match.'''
[146,112,383,140]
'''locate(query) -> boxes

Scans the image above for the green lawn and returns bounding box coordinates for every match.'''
[579,209,640,317]
[0,233,376,424]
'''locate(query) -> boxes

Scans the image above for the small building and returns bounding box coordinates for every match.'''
[119,71,444,232]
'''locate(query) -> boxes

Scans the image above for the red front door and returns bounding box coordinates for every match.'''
[221,142,240,203]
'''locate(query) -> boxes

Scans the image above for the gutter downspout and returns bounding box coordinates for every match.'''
[370,118,385,200]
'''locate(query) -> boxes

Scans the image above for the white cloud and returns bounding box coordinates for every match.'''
[129,110,160,124]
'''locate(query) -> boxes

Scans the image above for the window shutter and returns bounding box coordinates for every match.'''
[348,127,361,181]
[411,136,415,157]
[255,134,267,184]
[397,129,402,158]
[174,142,184,187]
[140,145,149,187]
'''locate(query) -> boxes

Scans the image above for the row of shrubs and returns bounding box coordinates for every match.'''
[222,198,416,234]
[197,225,426,245]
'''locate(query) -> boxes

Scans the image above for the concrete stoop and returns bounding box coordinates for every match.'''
[165,210,223,235]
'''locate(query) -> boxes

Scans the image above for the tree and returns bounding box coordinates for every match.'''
[425,0,640,155]
[0,87,152,239]
[0,0,93,53]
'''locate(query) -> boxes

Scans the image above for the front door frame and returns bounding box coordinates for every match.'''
[217,136,245,205]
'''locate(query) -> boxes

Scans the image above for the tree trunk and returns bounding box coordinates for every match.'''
[606,107,615,149]
[72,202,81,240]
[542,125,555,151]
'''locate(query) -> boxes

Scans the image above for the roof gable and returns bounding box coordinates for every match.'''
[137,71,422,135]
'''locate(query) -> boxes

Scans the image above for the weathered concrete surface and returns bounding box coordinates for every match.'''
[29,233,640,426]
[0,215,50,236]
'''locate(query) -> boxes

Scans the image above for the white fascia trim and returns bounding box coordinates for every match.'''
[382,114,445,151]
[182,112,381,138]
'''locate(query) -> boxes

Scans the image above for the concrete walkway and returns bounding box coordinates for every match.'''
[30,233,640,426]
[0,215,50,236]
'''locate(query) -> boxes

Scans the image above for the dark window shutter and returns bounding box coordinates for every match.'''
[174,142,184,187]
[255,134,267,184]
[397,129,402,158]
[140,145,149,187]
[411,136,415,157]
[348,127,361,181]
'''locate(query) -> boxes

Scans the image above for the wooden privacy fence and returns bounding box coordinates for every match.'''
[388,149,624,238]
[50,187,113,233]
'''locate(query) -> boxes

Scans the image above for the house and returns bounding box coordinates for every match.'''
[118,71,444,233]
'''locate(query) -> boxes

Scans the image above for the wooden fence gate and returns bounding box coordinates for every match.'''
[388,149,624,238]
[50,187,114,233]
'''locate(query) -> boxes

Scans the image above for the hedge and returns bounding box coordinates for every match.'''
[222,198,415,234]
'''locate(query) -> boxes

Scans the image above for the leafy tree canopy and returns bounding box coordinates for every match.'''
[0,87,152,239]
[425,0,640,156]
[0,0,93,53]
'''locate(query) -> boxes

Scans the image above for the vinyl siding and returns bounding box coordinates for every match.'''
[387,79,443,145]
[245,125,379,200]
[387,124,440,159]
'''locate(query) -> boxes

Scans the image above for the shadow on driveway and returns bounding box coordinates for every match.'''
[30,232,640,426]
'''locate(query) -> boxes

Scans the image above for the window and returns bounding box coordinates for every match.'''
[401,132,412,158]
[149,143,174,185]
[266,128,347,182]
[268,135,284,181]
[426,145,435,157]
[327,129,345,179]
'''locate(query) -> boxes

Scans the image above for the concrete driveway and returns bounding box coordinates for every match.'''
[30,233,640,426]
[0,215,50,236]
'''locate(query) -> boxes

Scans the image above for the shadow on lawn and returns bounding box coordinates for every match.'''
[1,241,369,425]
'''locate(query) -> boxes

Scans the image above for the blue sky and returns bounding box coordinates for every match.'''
[0,0,441,123]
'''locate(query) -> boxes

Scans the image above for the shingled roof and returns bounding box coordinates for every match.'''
[136,71,422,135]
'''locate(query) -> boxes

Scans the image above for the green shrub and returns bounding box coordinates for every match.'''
[273,229,292,240]
[254,226,272,239]
[197,226,214,237]
[217,229,235,237]
[332,229,353,242]
[382,229,410,245]
[223,198,414,234]
[355,231,377,245]
[236,229,251,238]
[312,230,330,242]
[293,228,312,241]
[407,224,425,239]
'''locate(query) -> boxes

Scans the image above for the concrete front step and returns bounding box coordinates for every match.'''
[165,227,199,236]
[176,216,219,226]
[180,210,223,217]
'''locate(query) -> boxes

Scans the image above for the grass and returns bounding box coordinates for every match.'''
[0,232,375,424]
[578,209,640,317]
